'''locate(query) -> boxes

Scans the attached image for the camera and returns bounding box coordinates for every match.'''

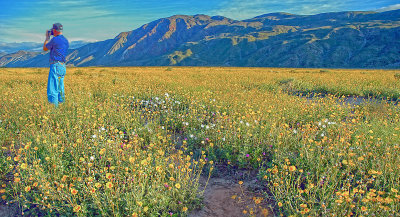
[47,29,54,36]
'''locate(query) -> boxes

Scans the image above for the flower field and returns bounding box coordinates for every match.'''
[1,67,399,216]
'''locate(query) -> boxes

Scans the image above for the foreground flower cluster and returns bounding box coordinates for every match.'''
[0,67,399,216]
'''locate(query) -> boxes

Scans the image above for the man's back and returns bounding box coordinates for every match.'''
[46,35,69,63]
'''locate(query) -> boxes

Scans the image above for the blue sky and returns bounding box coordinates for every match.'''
[0,0,399,43]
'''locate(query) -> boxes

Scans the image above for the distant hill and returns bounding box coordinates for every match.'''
[1,9,399,68]
[0,40,90,55]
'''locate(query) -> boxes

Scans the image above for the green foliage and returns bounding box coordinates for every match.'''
[168,49,193,65]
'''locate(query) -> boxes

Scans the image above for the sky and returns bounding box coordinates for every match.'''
[0,0,399,43]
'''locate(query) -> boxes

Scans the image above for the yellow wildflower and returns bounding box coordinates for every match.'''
[25,186,31,192]
[70,188,78,195]
[106,182,113,189]
[73,205,81,212]
[106,173,112,179]
[20,163,27,169]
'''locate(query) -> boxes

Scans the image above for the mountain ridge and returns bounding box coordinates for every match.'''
[0,40,91,55]
[1,10,399,68]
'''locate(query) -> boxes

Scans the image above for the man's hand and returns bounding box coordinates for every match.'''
[43,31,50,51]
[45,30,51,40]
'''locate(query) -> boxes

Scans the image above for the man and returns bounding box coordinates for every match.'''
[43,23,69,108]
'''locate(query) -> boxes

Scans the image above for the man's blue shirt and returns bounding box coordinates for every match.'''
[46,35,69,63]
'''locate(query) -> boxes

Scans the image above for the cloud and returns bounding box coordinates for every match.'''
[211,0,346,20]
[37,0,117,21]
[0,0,122,42]
[0,29,44,43]
[375,4,400,12]
[68,37,99,42]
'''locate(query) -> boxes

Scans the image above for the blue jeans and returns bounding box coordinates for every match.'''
[47,62,66,107]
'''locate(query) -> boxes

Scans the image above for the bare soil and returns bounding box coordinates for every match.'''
[0,202,18,217]
[189,165,275,217]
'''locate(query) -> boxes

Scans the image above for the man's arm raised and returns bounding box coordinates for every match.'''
[43,31,50,51]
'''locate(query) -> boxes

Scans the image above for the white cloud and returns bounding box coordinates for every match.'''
[68,37,99,42]
[0,29,43,43]
[211,0,276,20]
[39,0,117,21]
[211,0,346,20]
[376,4,400,12]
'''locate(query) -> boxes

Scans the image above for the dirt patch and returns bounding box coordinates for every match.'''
[190,166,274,217]
[0,202,19,217]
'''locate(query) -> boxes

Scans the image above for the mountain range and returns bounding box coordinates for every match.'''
[1,9,399,68]
[0,41,91,55]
